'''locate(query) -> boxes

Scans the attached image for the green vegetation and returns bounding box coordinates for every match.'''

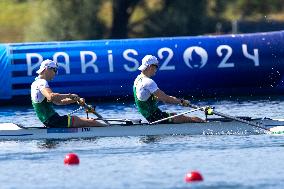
[0,0,283,43]
[0,0,38,42]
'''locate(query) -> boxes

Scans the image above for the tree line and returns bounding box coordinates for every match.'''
[23,0,284,41]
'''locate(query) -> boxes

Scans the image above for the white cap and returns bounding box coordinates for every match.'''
[138,55,159,71]
[36,59,58,74]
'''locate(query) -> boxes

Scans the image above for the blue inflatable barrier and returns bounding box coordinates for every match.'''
[0,44,11,99]
[0,30,284,101]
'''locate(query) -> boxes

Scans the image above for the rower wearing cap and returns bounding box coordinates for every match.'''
[31,59,105,127]
[133,55,204,124]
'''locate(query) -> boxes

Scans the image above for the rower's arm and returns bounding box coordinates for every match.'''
[153,89,182,104]
[41,88,77,105]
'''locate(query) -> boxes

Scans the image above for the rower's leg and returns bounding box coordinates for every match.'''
[172,115,205,123]
[72,116,106,127]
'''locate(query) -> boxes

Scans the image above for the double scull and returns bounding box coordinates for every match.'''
[0,117,283,140]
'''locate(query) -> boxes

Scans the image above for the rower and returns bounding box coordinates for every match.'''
[133,55,204,124]
[31,59,105,128]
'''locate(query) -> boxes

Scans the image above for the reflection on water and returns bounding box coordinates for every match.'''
[37,140,61,149]
[36,138,99,149]
[36,137,164,149]
[139,136,162,144]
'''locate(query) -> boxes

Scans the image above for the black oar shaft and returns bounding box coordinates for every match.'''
[188,104,269,131]
[213,110,269,131]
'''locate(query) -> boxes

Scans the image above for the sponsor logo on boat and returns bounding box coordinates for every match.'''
[47,128,78,133]
[81,127,91,132]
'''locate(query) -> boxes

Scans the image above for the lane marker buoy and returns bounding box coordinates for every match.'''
[64,153,80,165]
[184,171,203,182]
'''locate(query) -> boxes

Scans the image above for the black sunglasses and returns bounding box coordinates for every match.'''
[152,64,158,68]
[49,67,58,73]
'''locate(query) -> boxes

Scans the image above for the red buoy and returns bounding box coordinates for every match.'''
[64,153,80,165]
[184,171,203,182]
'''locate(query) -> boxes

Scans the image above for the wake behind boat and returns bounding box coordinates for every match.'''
[0,117,283,140]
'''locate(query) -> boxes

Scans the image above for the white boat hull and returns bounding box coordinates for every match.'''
[0,118,283,140]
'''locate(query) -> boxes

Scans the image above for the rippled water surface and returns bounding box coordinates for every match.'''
[0,97,284,189]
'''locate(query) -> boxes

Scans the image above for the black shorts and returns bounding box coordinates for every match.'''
[146,109,173,124]
[43,113,74,128]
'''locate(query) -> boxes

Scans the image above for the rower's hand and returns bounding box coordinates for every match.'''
[69,94,80,101]
[180,99,190,107]
[205,106,214,115]
[77,98,85,106]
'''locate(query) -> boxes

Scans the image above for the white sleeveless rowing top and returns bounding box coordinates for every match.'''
[134,74,159,101]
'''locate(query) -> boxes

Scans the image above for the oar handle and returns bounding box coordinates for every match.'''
[75,99,110,125]
[188,104,206,111]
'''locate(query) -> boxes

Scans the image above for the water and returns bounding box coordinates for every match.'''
[0,97,284,189]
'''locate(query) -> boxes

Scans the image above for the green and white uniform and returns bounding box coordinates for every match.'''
[133,74,171,123]
[31,78,73,127]
[31,78,56,123]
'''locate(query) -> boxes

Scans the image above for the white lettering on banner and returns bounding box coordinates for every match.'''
[183,47,208,69]
[53,52,70,74]
[24,45,261,76]
[123,49,139,72]
[158,47,175,70]
[108,50,114,72]
[80,51,98,73]
[242,44,259,66]
[217,45,234,68]
[26,53,43,76]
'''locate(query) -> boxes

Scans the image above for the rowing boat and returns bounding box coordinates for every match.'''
[0,117,283,140]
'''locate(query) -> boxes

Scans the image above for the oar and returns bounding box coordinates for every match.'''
[78,101,110,125]
[150,107,204,125]
[188,103,283,134]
